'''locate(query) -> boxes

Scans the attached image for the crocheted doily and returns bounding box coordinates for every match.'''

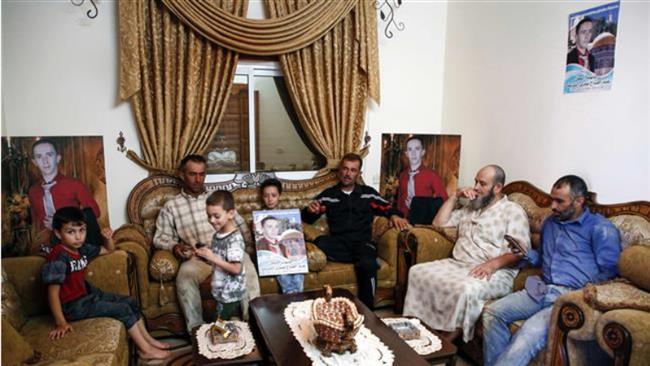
[381,317,442,355]
[196,321,256,360]
[284,299,395,366]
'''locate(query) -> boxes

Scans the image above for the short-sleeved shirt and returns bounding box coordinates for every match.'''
[445,196,531,276]
[210,230,246,303]
[42,243,101,304]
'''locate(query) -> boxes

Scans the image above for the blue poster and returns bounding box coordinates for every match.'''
[564,1,620,94]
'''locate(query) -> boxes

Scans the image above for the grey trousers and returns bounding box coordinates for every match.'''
[176,253,260,332]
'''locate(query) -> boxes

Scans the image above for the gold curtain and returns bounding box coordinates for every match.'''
[268,0,379,172]
[119,0,379,174]
[118,0,246,173]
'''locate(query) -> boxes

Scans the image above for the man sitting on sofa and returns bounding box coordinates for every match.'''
[403,165,531,342]
[153,154,260,332]
[482,175,622,366]
[301,153,409,309]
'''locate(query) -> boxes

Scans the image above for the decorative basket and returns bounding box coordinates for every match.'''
[311,285,364,356]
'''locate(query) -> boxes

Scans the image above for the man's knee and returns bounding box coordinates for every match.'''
[357,257,377,274]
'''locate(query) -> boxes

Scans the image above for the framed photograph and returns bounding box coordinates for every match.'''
[1,136,109,256]
[252,209,308,276]
[380,134,461,225]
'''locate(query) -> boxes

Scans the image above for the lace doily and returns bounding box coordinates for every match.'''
[284,299,395,366]
[196,321,256,360]
[381,318,442,355]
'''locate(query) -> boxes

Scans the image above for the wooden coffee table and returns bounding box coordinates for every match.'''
[249,288,437,366]
[191,325,263,365]
[397,316,457,366]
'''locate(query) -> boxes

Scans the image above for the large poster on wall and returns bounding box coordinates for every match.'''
[1,136,109,257]
[564,1,620,94]
[380,134,461,225]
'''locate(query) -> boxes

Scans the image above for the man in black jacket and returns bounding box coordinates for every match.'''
[302,153,409,308]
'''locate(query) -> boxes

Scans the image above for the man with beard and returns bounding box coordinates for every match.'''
[403,165,530,342]
[482,175,621,366]
[302,153,409,308]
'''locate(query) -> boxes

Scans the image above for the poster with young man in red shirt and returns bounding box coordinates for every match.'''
[1,136,109,256]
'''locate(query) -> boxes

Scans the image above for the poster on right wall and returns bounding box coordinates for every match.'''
[564,1,620,94]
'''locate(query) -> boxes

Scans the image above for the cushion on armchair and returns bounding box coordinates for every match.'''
[149,250,179,282]
[583,280,650,312]
[1,317,37,365]
[306,242,327,272]
[2,268,27,330]
[618,244,650,291]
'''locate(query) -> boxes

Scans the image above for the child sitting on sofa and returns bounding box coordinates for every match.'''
[42,206,171,360]
[260,178,305,294]
[194,190,246,320]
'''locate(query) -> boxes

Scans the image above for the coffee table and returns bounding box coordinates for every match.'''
[191,325,263,366]
[249,288,435,366]
[397,316,457,366]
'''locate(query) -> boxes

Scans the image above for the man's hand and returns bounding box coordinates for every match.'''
[49,322,72,340]
[389,215,410,231]
[307,200,325,215]
[194,247,219,265]
[173,243,194,260]
[455,187,478,200]
[469,260,498,280]
[505,235,527,257]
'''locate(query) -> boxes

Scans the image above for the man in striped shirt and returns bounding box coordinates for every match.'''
[153,155,259,332]
[302,153,409,308]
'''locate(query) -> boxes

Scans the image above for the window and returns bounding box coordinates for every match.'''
[205,62,324,175]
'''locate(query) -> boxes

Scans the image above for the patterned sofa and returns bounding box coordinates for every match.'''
[113,172,401,336]
[1,251,136,366]
[394,181,650,365]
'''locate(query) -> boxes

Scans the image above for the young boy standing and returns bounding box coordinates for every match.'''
[195,190,246,320]
[260,179,305,294]
[42,207,170,360]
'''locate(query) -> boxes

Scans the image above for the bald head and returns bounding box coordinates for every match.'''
[481,164,506,187]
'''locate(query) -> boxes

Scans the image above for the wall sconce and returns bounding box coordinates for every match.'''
[71,0,98,19]
[376,0,405,39]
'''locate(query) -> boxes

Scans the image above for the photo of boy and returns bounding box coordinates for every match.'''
[194,190,246,320]
[42,207,171,360]
[256,178,305,293]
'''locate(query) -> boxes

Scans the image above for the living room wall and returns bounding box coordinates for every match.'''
[441,1,650,203]
[2,2,448,227]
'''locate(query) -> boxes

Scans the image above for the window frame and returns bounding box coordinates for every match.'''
[205,61,319,183]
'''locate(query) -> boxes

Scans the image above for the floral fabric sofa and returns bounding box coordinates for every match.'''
[113,172,402,336]
[395,180,650,365]
[1,251,136,366]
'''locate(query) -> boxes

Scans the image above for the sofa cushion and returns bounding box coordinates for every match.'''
[2,267,27,330]
[149,249,179,282]
[1,316,37,365]
[609,215,650,250]
[2,256,50,317]
[583,280,650,312]
[619,244,650,291]
[21,315,127,364]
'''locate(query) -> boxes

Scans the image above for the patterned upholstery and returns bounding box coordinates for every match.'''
[1,253,132,366]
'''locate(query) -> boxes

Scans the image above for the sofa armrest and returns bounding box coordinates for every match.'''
[595,309,650,366]
[114,223,151,255]
[306,242,327,272]
[86,250,132,297]
[373,217,400,272]
[404,225,454,264]
[546,290,604,365]
[116,241,151,309]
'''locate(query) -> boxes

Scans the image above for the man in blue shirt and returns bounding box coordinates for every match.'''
[482,175,621,366]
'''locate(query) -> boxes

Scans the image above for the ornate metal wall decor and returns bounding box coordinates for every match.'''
[376,0,405,39]
[116,131,126,152]
[71,0,98,19]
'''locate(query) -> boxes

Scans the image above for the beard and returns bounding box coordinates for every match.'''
[470,187,495,210]
[553,204,576,222]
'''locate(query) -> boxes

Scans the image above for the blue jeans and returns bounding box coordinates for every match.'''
[62,285,141,329]
[276,274,304,294]
[483,285,570,366]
